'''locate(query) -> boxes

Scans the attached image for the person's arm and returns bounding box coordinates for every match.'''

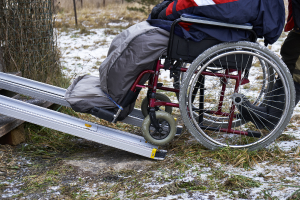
[150,0,173,19]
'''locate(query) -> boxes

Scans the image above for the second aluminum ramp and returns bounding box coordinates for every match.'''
[0,95,166,160]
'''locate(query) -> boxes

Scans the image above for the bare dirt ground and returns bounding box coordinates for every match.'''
[0,136,156,199]
[1,123,300,199]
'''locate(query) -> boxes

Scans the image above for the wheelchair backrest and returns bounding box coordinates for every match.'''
[167,14,257,70]
[170,34,254,70]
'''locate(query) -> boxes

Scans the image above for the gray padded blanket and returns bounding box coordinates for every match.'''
[99,21,169,103]
[65,75,115,113]
[65,22,169,119]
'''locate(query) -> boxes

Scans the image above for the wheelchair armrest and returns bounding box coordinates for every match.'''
[180,14,253,30]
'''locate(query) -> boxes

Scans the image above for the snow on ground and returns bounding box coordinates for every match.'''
[54,28,300,199]
[58,28,116,78]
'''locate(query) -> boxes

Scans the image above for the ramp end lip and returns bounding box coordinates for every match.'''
[154,150,167,160]
[175,126,183,136]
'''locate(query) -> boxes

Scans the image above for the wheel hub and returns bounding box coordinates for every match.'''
[232,93,245,106]
[149,120,170,140]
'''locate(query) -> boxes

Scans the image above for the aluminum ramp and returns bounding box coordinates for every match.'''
[0,72,183,134]
[0,94,166,159]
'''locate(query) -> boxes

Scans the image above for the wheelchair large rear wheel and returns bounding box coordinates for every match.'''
[179,41,295,151]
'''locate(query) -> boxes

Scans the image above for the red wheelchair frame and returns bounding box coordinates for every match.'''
[130,58,261,138]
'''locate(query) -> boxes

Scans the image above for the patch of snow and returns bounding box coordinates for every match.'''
[107,22,129,27]
[57,28,114,79]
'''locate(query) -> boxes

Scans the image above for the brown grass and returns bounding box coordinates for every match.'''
[54,2,148,29]
[56,0,125,11]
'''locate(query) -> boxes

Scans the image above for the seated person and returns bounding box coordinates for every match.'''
[148,0,288,130]
[148,0,285,46]
[66,0,286,123]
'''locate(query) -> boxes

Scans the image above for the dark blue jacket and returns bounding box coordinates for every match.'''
[148,0,285,45]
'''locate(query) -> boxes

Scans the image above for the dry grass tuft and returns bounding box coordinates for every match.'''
[276,133,297,141]
[165,130,291,169]
[291,114,300,122]
[224,175,261,190]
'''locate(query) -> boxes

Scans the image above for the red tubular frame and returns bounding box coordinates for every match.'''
[129,60,250,136]
[130,70,155,92]
[154,101,179,108]
[220,128,249,136]
[217,69,229,114]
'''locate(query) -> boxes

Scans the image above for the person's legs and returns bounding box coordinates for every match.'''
[237,31,300,129]
[281,30,300,105]
[237,78,285,130]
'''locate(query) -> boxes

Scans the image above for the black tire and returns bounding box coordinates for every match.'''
[142,111,176,146]
[141,93,173,117]
[179,41,295,151]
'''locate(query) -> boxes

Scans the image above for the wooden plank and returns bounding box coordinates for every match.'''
[0,124,26,145]
[0,100,53,145]
[0,117,24,138]
[0,101,53,137]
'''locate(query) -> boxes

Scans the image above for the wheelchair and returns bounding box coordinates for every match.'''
[131,14,296,151]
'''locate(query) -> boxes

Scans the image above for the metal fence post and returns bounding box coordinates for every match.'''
[73,0,78,26]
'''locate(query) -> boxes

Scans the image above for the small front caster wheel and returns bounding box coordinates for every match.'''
[142,111,176,146]
[141,93,173,117]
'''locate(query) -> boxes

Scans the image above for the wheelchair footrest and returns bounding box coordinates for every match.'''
[89,107,115,122]
[247,130,262,138]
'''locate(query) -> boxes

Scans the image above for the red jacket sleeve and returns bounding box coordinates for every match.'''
[285,0,294,32]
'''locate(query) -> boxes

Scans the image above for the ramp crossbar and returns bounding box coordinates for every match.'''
[0,95,166,160]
